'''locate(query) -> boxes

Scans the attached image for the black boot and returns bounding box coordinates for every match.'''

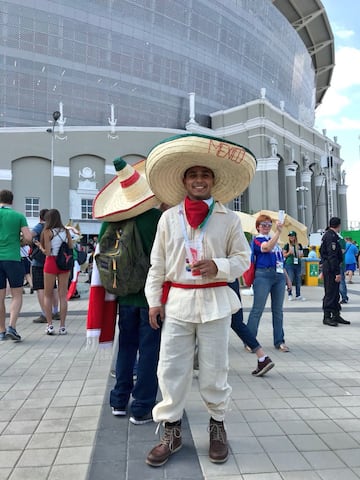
[333,311,351,325]
[323,311,338,327]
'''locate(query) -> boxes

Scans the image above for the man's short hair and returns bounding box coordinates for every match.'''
[39,209,49,221]
[329,217,341,228]
[0,189,13,204]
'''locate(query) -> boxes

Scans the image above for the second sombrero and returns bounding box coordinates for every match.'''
[93,157,158,222]
[145,133,257,206]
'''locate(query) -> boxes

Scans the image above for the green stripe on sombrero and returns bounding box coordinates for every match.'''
[113,157,127,171]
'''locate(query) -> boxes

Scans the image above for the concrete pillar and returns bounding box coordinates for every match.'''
[266,168,280,210]
[314,174,327,231]
[338,184,348,229]
[301,170,313,231]
[250,157,280,212]
[285,164,298,218]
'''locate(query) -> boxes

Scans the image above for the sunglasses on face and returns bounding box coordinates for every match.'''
[259,222,272,227]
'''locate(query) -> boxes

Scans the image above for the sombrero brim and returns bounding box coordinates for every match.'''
[146,134,257,206]
[93,160,158,222]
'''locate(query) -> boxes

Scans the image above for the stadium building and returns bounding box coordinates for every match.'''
[0,0,348,237]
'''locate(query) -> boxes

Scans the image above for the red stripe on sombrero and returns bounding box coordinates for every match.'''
[120,170,140,188]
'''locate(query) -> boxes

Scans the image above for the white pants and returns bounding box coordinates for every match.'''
[153,315,232,423]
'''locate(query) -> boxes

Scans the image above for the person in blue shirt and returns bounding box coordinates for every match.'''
[246,214,289,352]
[307,246,318,259]
[344,237,359,284]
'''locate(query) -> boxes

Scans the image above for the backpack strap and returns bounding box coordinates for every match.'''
[53,228,68,243]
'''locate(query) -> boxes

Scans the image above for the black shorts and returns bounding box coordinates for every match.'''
[21,257,31,275]
[32,266,44,290]
[0,260,24,289]
[32,266,58,291]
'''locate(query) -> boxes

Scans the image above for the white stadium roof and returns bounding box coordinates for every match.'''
[273,0,334,108]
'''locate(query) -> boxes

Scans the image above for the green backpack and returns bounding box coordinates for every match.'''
[95,219,149,296]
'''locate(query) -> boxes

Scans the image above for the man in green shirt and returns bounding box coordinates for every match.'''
[90,158,162,425]
[0,190,32,341]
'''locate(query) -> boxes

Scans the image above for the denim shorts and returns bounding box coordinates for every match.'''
[0,260,24,289]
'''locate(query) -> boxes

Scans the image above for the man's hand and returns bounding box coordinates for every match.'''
[149,306,164,330]
[335,274,341,283]
[191,259,218,277]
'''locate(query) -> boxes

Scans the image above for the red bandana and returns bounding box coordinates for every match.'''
[184,196,209,229]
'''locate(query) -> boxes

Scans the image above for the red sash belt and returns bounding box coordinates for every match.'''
[161,280,228,304]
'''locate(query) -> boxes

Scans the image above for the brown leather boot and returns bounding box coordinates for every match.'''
[146,420,182,467]
[209,417,228,463]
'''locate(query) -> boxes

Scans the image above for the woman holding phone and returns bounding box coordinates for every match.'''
[246,214,289,352]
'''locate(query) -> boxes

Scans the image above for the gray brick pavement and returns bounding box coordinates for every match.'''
[1,273,360,479]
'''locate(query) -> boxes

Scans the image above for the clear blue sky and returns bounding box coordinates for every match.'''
[315,0,360,224]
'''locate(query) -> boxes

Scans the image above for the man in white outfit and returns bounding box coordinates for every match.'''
[144,133,256,467]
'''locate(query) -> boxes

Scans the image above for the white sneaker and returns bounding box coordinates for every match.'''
[129,413,153,425]
[46,325,55,335]
[288,295,293,301]
[59,327,67,335]
[296,296,306,301]
[112,407,127,416]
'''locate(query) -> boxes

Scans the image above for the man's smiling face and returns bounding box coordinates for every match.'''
[183,166,215,201]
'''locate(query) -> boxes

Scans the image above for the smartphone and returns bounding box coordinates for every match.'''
[278,210,285,223]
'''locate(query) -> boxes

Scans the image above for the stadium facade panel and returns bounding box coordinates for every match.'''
[1,0,315,128]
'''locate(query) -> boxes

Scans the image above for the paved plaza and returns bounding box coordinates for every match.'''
[1,273,360,480]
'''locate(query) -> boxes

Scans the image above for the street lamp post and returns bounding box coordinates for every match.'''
[48,111,61,208]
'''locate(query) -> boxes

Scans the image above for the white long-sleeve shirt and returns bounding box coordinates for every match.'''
[145,201,251,323]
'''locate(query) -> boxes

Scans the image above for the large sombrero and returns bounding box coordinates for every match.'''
[93,157,158,222]
[146,133,257,206]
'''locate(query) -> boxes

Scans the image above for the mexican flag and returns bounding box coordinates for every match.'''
[86,243,117,349]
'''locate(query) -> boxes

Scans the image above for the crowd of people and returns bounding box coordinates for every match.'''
[83,134,357,470]
[1,132,358,469]
[0,196,95,341]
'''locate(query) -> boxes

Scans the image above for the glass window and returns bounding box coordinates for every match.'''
[81,199,93,219]
[35,32,48,47]
[232,197,241,212]
[20,15,34,30]
[25,197,40,218]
